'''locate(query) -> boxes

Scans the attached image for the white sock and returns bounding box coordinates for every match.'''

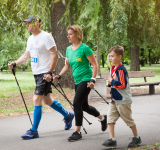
[75,131,81,134]
[111,138,115,141]
[100,115,105,121]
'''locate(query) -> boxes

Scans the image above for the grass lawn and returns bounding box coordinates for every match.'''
[0,70,35,97]
[0,70,75,116]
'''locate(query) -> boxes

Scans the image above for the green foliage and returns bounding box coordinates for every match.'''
[0,32,29,70]
[1,0,160,73]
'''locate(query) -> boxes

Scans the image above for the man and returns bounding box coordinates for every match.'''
[8,15,74,140]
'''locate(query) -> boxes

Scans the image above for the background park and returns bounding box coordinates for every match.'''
[0,0,160,149]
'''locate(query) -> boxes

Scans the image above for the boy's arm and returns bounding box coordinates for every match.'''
[111,70,127,90]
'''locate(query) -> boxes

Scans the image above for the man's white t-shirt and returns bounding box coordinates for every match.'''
[26,30,56,75]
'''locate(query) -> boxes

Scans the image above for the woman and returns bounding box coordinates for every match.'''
[54,25,107,141]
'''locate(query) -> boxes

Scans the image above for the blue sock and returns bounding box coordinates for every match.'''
[32,105,42,131]
[50,100,69,118]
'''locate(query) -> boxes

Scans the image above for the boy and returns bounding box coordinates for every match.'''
[102,45,142,147]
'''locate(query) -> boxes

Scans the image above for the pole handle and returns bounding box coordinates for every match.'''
[12,69,15,76]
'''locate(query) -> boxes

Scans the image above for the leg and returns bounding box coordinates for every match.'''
[102,102,119,147]
[22,94,43,140]
[68,82,91,141]
[32,94,43,131]
[73,81,100,127]
[68,81,105,141]
[116,104,142,147]
[108,123,115,138]
[43,93,69,118]
[128,124,142,147]
[102,123,117,147]
[131,124,138,137]
[82,97,107,131]
[43,93,74,130]
[22,73,50,140]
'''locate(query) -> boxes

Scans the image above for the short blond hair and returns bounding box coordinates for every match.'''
[67,25,83,41]
[109,45,124,59]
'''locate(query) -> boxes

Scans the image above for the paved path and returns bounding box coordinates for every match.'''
[0,94,160,150]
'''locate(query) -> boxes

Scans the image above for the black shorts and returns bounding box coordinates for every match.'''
[34,73,52,95]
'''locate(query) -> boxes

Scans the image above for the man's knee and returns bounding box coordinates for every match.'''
[42,93,53,106]
[33,95,43,106]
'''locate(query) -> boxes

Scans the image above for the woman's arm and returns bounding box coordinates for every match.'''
[87,54,98,78]
[53,58,70,81]
[86,54,98,89]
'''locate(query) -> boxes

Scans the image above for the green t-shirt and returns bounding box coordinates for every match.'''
[66,43,93,85]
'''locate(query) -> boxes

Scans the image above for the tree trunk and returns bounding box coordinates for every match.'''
[96,24,101,77]
[149,48,151,66]
[130,40,140,71]
[102,53,105,68]
[140,48,145,67]
[51,1,74,89]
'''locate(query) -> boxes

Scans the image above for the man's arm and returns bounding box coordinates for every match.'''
[8,51,30,69]
[44,46,58,82]
[49,46,58,73]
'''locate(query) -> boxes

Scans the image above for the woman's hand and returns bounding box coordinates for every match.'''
[87,82,95,89]
[53,74,60,82]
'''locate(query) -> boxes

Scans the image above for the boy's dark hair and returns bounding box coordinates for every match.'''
[109,45,124,59]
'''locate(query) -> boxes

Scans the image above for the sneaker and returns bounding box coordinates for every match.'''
[102,138,117,147]
[64,112,74,130]
[100,114,107,131]
[21,129,39,140]
[68,131,82,141]
[128,136,142,147]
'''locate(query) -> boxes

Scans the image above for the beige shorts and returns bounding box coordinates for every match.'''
[107,101,135,127]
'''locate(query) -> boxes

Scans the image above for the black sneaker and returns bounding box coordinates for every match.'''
[128,136,142,147]
[102,138,117,147]
[68,131,82,141]
[100,114,107,131]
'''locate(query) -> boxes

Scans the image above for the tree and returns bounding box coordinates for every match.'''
[51,1,74,88]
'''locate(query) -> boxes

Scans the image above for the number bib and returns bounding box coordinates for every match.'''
[31,56,38,66]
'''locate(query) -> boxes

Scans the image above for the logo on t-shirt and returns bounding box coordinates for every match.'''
[29,41,40,51]
[76,57,82,62]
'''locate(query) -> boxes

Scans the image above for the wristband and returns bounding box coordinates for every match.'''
[90,78,96,83]
[91,78,96,82]
[46,71,52,76]
[90,79,96,84]
[58,75,61,79]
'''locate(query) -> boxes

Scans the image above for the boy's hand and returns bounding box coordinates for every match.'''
[108,76,113,85]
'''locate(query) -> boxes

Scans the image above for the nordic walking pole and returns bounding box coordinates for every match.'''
[92,88,109,105]
[57,82,92,125]
[9,62,33,126]
[51,82,89,134]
